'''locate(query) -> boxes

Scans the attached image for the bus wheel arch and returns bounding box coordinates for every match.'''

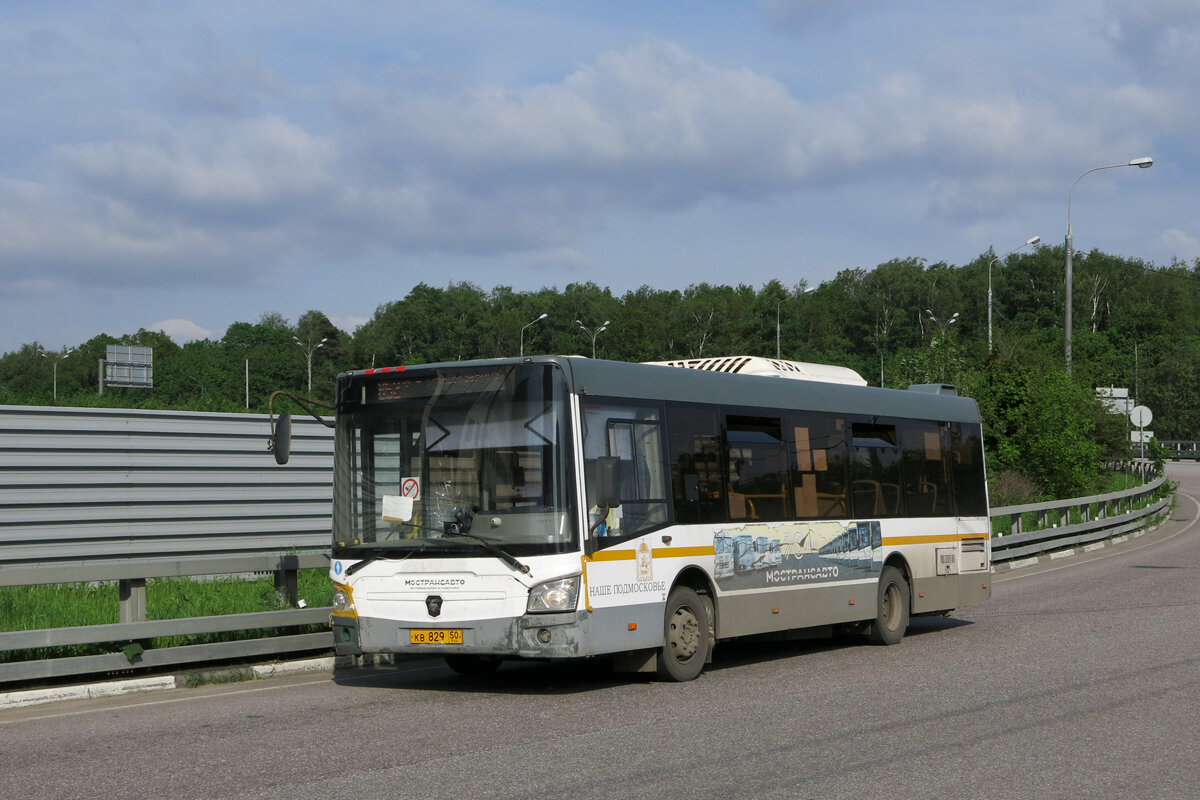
[867,559,911,646]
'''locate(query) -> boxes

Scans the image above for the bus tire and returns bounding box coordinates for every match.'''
[867,566,910,646]
[657,586,710,681]
[445,654,504,675]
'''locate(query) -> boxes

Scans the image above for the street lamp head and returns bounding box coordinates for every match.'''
[1026,235,1041,246]
[1129,157,1153,169]
[536,313,548,321]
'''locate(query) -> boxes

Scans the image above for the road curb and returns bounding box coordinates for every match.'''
[0,675,177,711]
[0,657,335,711]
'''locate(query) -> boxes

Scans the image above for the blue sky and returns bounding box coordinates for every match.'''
[2,0,1197,354]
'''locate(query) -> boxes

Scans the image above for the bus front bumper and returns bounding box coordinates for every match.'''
[332,610,588,659]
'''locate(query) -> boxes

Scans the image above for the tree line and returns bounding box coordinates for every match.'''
[3,244,1198,503]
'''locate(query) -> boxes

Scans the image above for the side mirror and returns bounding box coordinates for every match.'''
[594,456,622,508]
[271,412,292,465]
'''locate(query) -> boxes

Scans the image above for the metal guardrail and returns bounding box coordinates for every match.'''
[0,553,332,685]
[0,406,342,687]
[990,468,1168,563]
[1160,440,1200,460]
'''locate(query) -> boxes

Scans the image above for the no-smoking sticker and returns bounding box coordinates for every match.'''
[401,477,421,499]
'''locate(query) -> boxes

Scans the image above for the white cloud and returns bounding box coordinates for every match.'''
[2,4,1196,356]
[55,115,336,211]
[330,315,369,333]
[0,33,1179,294]
[150,318,213,343]
[1159,229,1200,264]
[1104,0,1200,81]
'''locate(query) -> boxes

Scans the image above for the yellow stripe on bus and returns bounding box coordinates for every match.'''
[656,546,716,558]
[585,545,717,562]
[587,549,635,561]
[883,534,990,546]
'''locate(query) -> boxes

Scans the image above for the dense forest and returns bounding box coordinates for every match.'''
[3,244,1197,503]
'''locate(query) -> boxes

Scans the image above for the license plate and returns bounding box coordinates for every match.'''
[409,629,463,645]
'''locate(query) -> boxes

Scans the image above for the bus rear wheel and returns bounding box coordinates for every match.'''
[867,566,910,645]
[657,586,710,681]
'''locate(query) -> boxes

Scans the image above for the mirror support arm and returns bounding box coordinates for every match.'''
[268,390,336,464]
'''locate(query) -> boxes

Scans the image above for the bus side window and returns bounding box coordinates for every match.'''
[789,412,848,519]
[725,414,789,522]
[900,421,952,517]
[581,400,670,541]
[951,421,988,516]
[667,404,725,525]
[849,420,903,517]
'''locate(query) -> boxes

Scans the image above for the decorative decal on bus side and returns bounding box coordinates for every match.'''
[635,540,653,582]
[713,520,883,590]
[584,545,668,604]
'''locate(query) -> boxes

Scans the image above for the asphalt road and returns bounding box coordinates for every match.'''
[3,463,1199,800]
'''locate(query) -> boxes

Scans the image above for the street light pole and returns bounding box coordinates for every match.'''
[988,235,1040,353]
[292,335,328,392]
[1065,157,1153,371]
[40,347,73,402]
[520,313,548,357]
[575,319,609,359]
[775,286,814,360]
[776,299,783,359]
[925,310,959,339]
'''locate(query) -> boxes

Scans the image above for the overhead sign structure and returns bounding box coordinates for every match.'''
[104,345,153,388]
[1096,387,1131,415]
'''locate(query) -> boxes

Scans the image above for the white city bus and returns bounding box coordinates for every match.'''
[274,355,990,681]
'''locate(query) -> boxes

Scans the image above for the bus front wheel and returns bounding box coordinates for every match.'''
[657,586,710,681]
[867,566,910,646]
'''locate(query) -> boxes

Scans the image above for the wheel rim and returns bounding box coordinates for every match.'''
[667,604,700,663]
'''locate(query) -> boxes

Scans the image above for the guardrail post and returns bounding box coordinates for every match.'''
[275,555,300,608]
[119,578,147,623]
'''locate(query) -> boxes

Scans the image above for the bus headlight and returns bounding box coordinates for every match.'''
[527,576,580,614]
[332,584,356,617]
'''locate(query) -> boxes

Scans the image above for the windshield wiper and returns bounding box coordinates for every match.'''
[342,534,531,577]
[442,530,532,575]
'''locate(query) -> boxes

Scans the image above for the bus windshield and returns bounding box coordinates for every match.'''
[332,363,578,560]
